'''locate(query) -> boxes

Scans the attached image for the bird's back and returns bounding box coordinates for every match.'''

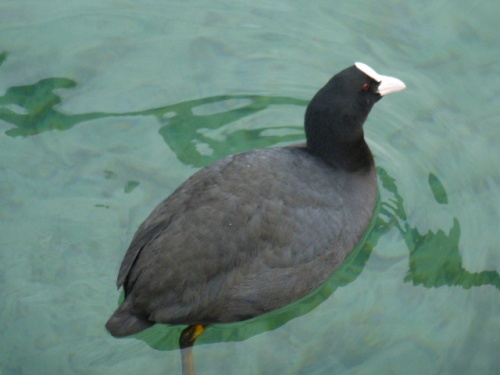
[106,146,376,337]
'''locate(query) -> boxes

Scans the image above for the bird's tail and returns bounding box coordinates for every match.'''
[105,300,154,337]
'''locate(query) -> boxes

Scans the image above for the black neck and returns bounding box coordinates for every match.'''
[306,135,374,172]
[304,101,373,172]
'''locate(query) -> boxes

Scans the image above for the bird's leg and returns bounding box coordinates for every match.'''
[180,324,206,375]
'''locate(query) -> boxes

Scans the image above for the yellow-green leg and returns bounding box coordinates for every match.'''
[180,324,206,375]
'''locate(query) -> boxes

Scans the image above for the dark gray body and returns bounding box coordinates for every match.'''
[106,145,377,337]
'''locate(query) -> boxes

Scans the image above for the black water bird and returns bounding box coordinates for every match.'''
[106,62,405,374]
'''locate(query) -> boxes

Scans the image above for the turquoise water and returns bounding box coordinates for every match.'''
[1,1,499,374]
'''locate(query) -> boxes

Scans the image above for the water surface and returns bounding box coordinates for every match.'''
[0,1,498,374]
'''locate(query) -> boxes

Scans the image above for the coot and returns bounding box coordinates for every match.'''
[106,62,405,373]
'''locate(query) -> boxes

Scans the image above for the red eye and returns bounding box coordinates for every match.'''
[362,83,370,91]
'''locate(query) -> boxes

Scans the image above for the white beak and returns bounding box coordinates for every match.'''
[354,62,406,96]
[376,74,406,96]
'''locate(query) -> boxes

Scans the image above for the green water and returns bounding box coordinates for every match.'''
[1,1,498,374]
